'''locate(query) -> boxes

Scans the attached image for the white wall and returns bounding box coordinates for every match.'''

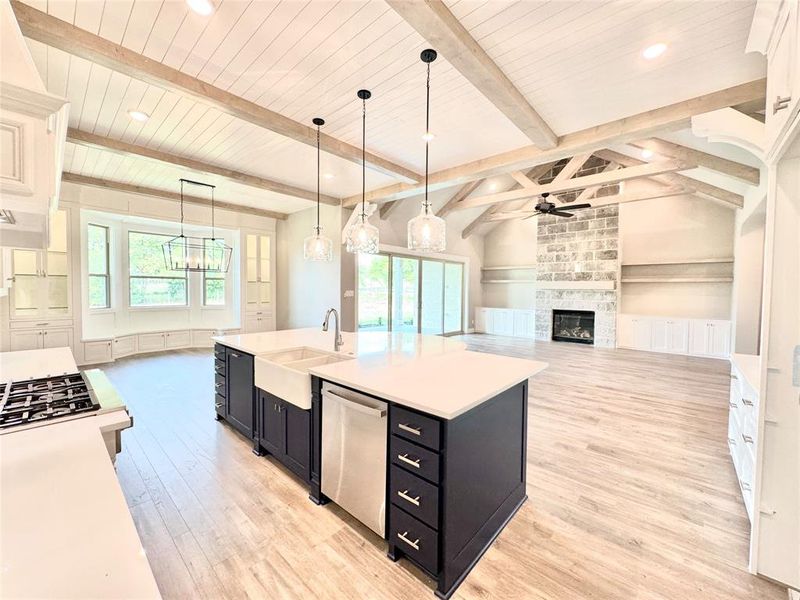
[482,217,538,309]
[276,204,342,330]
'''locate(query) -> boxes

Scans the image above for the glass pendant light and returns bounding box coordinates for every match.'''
[408,49,446,253]
[345,89,379,254]
[303,117,333,261]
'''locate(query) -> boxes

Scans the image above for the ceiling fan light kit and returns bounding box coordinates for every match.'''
[408,48,447,253]
[304,117,334,262]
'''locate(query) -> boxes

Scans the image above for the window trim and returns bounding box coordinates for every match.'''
[88,223,111,310]
[202,238,226,308]
[127,230,188,308]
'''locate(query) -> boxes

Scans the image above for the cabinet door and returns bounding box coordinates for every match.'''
[258,390,284,456]
[633,318,652,350]
[650,319,669,353]
[283,402,311,480]
[709,322,731,358]
[113,335,137,358]
[138,332,166,352]
[42,328,71,349]
[84,340,113,364]
[226,349,254,438]
[765,1,797,148]
[165,330,191,348]
[9,329,42,351]
[667,320,689,354]
[689,321,711,355]
[617,315,635,348]
[475,308,487,333]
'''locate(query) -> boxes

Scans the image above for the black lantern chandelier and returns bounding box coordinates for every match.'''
[162,178,232,273]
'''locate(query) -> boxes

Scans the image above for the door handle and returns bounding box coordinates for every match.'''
[230,352,240,358]
[397,453,420,469]
[397,490,420,506]
[773,95,791,114]
[397,531,419,550]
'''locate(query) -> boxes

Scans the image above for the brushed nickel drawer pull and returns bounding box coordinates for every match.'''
[728,437,737,445]
[398,423,422,436]
[397,453,420,469]
[773,95,791,114]
[230,352,240,358]
[397,531,419,550]
[741,398,753,407]
[729,402,736,408]
[397,489,420,506]
[741,481,752,492]
[215,382,223,388]
[742,434,754,444]
[215,402,223,408]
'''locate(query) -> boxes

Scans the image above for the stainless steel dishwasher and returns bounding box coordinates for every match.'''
[321,382,388,537]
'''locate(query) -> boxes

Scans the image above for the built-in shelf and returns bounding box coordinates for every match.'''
[621,258,734,267]
[621,277,733,283]
[481,264,537,271]
[480,279,537,284]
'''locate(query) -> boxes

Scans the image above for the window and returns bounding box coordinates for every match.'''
[128,231,187,307]
[203,238,225,306]
[88,224,110,309]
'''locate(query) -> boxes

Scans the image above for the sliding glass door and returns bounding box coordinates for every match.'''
[357,251,464,335]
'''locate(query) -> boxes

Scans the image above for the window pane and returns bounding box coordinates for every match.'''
[128,231,174,276]
[357,254,389,331]
[421,260,444,335]
[130,278,187,306]
[88,225,108,274]
[391,257,419,333]
[205,278,224,305]
[89,275,108,309]
[444,263,463,333]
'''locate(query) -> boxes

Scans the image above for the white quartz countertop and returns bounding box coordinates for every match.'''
[0,411,161,599]
[214,329,547,419]
[0,346,78,382]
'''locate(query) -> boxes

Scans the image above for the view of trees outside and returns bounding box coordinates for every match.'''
[88,224,109,308]
[357,254,389,330]
[203,239,225,305]
[129,231,187,306]
[391,256,419,332]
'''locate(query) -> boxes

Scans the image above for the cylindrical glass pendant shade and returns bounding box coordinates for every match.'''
[407,205,446,252]
[345,214,379,254]
[303,226,333,261]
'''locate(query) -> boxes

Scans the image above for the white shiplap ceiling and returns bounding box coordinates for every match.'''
[19,0,764,214]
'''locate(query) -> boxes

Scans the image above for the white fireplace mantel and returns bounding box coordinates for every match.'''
[536,281,616,291]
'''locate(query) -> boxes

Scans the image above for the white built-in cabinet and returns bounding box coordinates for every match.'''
[617,314,730,358]
[244,232,275,333]
[475,307,535,338]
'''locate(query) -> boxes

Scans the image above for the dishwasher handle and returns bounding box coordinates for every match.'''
[323,389,386,418]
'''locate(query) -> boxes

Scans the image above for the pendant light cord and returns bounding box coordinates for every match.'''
[424,60,431,214]
[316,123,321,233]
[179,179,185,237]
[211,186,215,240]
[361,96,366,221]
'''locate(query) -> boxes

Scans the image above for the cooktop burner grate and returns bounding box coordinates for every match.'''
[0,372,100,430]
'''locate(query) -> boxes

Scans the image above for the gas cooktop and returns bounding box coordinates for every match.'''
[0,372,100,431]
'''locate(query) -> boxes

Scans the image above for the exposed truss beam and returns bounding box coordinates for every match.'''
[436,179,485,217]
[456,160,691,212]
[12,1,420,184]
[62,173,288,220]
[342,78,765,207]
[379,200,402,220]
[573,161,619,203]
[552,152,593,183]
[629,138,760,185]
[594,149,744,208]
[386,0,556,149]
[67,128,339,206]
[462,206,496,239]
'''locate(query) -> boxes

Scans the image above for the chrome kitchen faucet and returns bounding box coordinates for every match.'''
[322,308,343,352]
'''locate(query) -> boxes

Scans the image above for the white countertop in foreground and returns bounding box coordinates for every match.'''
[0,411,161,599]
[0,346,78,382]
[215,329,547,419]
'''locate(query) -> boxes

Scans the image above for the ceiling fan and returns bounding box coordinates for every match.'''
[524,193,592,219]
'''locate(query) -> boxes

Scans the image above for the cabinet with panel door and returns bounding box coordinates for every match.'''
[244,231,275,332]
[618,314,729,358]
[257,389,311,482]
[9,326,72,352]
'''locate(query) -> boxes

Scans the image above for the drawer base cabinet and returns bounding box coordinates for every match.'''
[617,314,731,358]
[310,377,529,599]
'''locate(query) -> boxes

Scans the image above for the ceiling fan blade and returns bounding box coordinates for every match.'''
[522,211,543,220]
[549,210,574,218]
[566,203,592,210]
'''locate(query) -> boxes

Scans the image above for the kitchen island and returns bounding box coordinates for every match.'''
[213,328,546,599]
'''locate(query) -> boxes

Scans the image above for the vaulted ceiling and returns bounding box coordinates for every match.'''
[15,0,765,218]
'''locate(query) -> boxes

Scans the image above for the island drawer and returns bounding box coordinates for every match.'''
[214,393,225,416]
[390,465,439,529]
[390,504,439,575]
[391,406,441,451]
[214,372,226,396]
[214,344,226,361]
[391,435,440,484]
[215,358,226,375]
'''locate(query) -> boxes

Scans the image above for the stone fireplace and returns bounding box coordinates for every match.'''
[534,205,618,347]
[552,309,595,344]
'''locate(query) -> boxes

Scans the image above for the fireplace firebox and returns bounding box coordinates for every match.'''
[552,309,595,345]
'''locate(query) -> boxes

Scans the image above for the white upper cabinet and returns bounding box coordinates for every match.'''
[245,233,273,310]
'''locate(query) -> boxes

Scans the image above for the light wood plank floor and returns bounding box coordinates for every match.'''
[103,335,785,600]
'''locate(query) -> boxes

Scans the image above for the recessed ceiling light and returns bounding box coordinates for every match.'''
[422,131,435,142]
[186,0,214,16]
[640,148,655,160]
[324,173,334,180]
[489,182,498,191]
[642,42,667,60]
[128,110,149,122]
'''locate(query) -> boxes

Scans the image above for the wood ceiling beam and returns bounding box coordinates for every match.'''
[456,160,691,212]
[11,0,420,184]
[573,161,619,203]
[436,179,485,217]
[552,152,593,183]
[379,199,404,220]
[62,173,288,220]
[67,128,338,206]
[594,149,744,208]
[462,206,496,239]
[629,138,760,185]
[385,0,557,149]
[342,78,766,207]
